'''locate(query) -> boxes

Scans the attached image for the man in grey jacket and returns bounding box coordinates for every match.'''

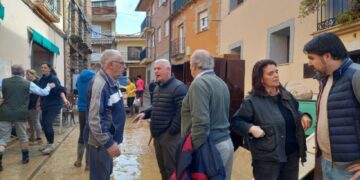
[181,49,234,180]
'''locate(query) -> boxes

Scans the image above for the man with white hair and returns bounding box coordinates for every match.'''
[84,49,126,180]
[133,59,187,180]
[181,49,234,179]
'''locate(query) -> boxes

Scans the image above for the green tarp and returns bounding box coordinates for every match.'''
[32,29,60,55]
[0,3,4,20]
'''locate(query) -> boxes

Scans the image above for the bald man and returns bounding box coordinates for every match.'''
[0,64,55,171]
[84,50,127,180]
[133,59,187,180]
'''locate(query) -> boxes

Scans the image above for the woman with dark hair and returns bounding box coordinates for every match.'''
[231,59,311,180]
[38,63,70,155]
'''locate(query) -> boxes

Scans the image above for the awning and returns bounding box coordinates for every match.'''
[32,29,60,55]
[0,3,4,20]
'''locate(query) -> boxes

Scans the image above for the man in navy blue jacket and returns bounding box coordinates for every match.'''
[84,50,126,180]
[73,63,100,169]
[304,32,360,180]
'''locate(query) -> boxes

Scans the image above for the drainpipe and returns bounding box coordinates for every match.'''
[168,0,172,63]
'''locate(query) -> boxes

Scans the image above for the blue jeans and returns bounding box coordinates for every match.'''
[215,138,234,180]
[321,157,356,180]
[89,145,113,180]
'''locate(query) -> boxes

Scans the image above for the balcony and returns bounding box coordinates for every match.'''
[172,0,193,15]
[31,0,60,23]
[171,38,185,58]
[141,16,152,32]
[317,0,357,31]
[140,47,155,64]
[92,1,116,8]
[91,30,115,45]
[92,1,116,21]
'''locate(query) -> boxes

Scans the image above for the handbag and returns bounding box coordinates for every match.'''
[133,98,141,107]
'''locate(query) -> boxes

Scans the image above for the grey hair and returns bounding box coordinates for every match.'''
[190,49,214,70]
[154,59,171,69]
[11,64,24,76]
[100,49,122,65]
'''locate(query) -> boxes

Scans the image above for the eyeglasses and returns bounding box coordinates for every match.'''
[112,60,125,65]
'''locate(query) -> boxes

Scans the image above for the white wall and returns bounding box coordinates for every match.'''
[0,0,65,84]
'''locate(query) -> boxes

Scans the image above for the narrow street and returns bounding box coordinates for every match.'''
[0,96,161,180]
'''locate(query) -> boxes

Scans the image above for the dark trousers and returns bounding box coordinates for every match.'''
[41,108,61,144]
[78,112,86,144]
[153,131,181,180]
[252,151,299,180]
[127,97,135,116]
[89,145,113,180]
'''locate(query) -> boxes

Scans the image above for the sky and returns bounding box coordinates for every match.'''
[116,0,146,35]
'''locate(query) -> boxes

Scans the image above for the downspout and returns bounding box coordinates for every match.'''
[63,0,67,91]
[169,0,172,63]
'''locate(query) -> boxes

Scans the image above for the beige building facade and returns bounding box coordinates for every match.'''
[116,35,146,82]
[220,0,360,95]
[0,0,65,84]
[220,0,319,94]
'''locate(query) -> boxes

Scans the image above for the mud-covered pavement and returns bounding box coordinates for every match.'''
[32,118,161,180]
[0,117,161,180]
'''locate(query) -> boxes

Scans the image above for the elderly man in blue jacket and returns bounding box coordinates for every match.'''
[84,50,126,180]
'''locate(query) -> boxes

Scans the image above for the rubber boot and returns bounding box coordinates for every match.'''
[22,149,29,164]
[74,143,85,167]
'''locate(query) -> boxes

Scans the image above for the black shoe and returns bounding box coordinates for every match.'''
[0,164,3,171]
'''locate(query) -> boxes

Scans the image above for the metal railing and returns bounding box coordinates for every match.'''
[171,38,185,57]
[141,16,151,32]
[140,47,154,61]
[92,1,116,8]
[317,0,353,31]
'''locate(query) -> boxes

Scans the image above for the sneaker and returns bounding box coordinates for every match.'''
[38,144,51,152]
[41,144,55,155]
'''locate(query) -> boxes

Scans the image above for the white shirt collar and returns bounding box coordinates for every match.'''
[195,69,213,79]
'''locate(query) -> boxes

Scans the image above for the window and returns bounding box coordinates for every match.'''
[179,25,185,53]
[229,0,244,11]
[268,20,294,65]
[230,46,241,59]
[158,27,161,42]
[127,46,142,60]
[165,20,169,37]
[199,10,209,32]
[92,25,101,38]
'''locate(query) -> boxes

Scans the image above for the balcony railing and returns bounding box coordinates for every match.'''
[317,0,354,31]
[172,0,193,15]
[31,0,60,23]
[91,30,115,44]
[92,1,116,7]
[171,38,185,57]
[141,16,151,32]
[140,47,155,61]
